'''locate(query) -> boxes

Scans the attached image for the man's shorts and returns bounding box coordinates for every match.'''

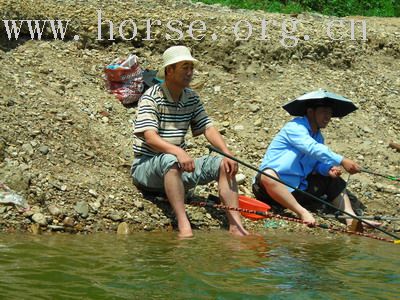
[252,170,347,210]
[131,153,223,193]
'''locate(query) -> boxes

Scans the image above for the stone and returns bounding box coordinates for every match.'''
[248,104,259,113]
[38,146,49,155]
[134,200,144,209]
[362,127,373,133]
[235,173,246,185]
[21,143,34,156]
[63,217,75,227]
[234,125,244,131]
[88,189,98,198]
[32,213,47,225]
[0,164,30,194]
[48,225,64,231]
[109,213,122,222]
[117,222,130,234]
[48,204,62,216]
[191,211,204,221]
[89,201,101,212]
[254,118,263,126]
[74,201,89,218]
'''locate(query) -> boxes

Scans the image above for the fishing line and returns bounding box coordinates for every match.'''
[190,201,399,244]
[206,145,400,241]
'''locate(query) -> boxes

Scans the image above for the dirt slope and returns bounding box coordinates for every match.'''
[0,0,399,235]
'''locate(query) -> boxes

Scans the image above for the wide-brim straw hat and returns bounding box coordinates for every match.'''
[156,46,198,79]
[282,89,358,118]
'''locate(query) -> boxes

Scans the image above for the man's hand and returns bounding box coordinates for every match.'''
[341,158,361,174]
[328,166,342,178]
[176,149,195,172]
[222,157,238,177]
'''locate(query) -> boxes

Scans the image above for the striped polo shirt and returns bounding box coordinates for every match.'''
[133,83,213,156]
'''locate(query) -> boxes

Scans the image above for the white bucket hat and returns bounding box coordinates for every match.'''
[156,46,198,79]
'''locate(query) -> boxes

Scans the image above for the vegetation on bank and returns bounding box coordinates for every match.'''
[194,0,400,17]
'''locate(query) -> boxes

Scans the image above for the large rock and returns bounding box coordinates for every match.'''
[0,162,30,194]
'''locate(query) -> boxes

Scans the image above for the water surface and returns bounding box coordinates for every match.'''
[0,230,398,299]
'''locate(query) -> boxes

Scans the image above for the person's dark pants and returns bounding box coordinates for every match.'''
[252,172,346,211]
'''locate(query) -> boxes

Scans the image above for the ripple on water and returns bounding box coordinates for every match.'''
[0,231,398,299]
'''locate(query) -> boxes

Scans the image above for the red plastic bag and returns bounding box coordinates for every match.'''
[104,55,145,106]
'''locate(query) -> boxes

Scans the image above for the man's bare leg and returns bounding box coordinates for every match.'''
[164,164,193,238]
[260,170,316,225]
[218,165,249,236]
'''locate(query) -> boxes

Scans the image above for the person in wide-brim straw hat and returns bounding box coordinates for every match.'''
[131,45,249,238]
[156,45,198,79]
[252,89,381,230]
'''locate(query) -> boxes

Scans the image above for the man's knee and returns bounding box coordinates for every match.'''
[159,154,179,176]
[217,159,226,179]
[165,162,182,175]
[201,156,222,182]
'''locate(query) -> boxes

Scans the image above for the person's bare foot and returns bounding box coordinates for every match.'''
[178,229,194,238]
[298,209,316,225]
[177,219,193,238]
[347,219,363,232]
[362,220,382,228]
[229,225,250,236]
[346,219,382,229]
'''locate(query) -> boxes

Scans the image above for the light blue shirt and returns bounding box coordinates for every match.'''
[259,117,343,192]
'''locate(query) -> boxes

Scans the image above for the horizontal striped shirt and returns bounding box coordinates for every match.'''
[133,83,213,156]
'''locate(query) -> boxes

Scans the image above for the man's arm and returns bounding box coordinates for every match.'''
[285,123,360,174]
[143,130,195,172]
[285,123,343,166]
[204,126,238,176]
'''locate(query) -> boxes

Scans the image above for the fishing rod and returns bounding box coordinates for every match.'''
[360,168,399,182]
[206,145,400,241]
[321,214,400,221]
[191,200,399,244]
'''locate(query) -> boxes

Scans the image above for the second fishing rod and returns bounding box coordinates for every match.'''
[206,145,400,241]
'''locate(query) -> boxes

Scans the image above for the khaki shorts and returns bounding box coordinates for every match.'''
[131,153,223,193]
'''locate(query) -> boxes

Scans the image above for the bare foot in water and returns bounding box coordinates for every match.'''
[229,225,250,236]
[178,229,194,239]
[347,219,383,233]
[362,220,382,228]
[177,220,193,238]
[346,219,382,230]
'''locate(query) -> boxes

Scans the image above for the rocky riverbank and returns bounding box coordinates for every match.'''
[0,0,399,236]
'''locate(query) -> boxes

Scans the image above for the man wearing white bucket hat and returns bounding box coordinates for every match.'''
[131,46,249,238]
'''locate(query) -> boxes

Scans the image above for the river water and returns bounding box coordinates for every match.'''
[0,230,398,299]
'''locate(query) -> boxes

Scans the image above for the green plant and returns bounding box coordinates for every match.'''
[193,0,397,16]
